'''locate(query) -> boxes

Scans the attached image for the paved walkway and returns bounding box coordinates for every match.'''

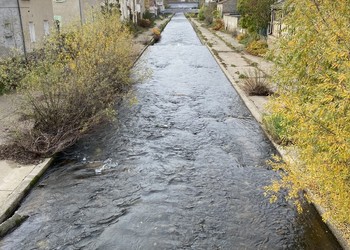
[0,16,172,229]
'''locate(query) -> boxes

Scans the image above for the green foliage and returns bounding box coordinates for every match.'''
[0,54,29,95]
[212,10,221,19]
[238,0,276,35]
[267,0,350,227]
[237,32,258,46]
[197,4,217,24]
[263,113,293,145]
[143,9,155,21]
[246,40,268,56]
[124,20,141,35]
[15,11,133,156]
[198,6,206,21]
[185,12,197,19]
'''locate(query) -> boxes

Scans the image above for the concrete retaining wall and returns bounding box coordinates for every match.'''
[223,14,241,33]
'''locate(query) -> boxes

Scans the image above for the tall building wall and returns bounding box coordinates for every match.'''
[52,0,81,27]
[0,0,24,57]
[19,0,54,52]
[52,0,107,28]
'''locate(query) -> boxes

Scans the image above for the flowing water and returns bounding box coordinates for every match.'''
[0,13,342,250]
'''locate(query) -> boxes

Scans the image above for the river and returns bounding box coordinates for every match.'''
[0,13,341,250]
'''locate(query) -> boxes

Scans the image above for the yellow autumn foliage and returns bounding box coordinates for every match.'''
[267,0,350,228]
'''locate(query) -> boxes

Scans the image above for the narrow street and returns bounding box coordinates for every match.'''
[0,13,341,249]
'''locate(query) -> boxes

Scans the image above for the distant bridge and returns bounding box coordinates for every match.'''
[164,2,199,13]
[167,1,199,3]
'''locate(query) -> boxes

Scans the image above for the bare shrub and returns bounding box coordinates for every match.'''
[241,68,273,96]
[12,11,133,157]
[138,19,152,28]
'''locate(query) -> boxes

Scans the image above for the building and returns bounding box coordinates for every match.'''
[0,0,54,57]
[268,0,285,43]
[144,0,157,15]
[156,0,165,13]
[52,0,109,28]
[0,0,23,57]
[217,0,238,17]
[0,0,145,58]
[119,0,145,23]
[144,0,164,16]
[216,0,240,33]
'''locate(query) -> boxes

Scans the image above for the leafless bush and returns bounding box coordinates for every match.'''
[10,12,133,157]
[241,68,273,96]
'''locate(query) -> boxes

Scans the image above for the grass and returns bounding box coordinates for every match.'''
[263,113,293,146]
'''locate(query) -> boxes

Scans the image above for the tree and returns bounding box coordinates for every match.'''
[267,0,350,230]
[237,0,276,35]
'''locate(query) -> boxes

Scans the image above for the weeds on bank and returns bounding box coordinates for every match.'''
[237,33,268,57]
[240,68,273,96]
[263,113,293,146]
[152,28,161,42]
[246,40,268,56]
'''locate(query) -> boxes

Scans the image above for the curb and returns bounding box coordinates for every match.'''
[188,17,349,250]
[0,158,53,233]
[132,37,154,67]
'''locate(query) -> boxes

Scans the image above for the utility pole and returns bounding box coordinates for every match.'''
[79,0,84,25]
[16,0,27,60]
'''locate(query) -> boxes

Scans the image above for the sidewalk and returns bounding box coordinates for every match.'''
[0,15,172,234]
[189,17,350,250]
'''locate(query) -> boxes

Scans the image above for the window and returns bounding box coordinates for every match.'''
[4,21,13,38]
[54,16,62,30]
[29,22,36,42]
[44,20,50,35]
[4,22,11,30]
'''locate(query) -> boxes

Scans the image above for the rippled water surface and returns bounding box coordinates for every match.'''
[0,14,342,250]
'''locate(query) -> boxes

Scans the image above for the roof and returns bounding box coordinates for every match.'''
[271,0,285,9]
